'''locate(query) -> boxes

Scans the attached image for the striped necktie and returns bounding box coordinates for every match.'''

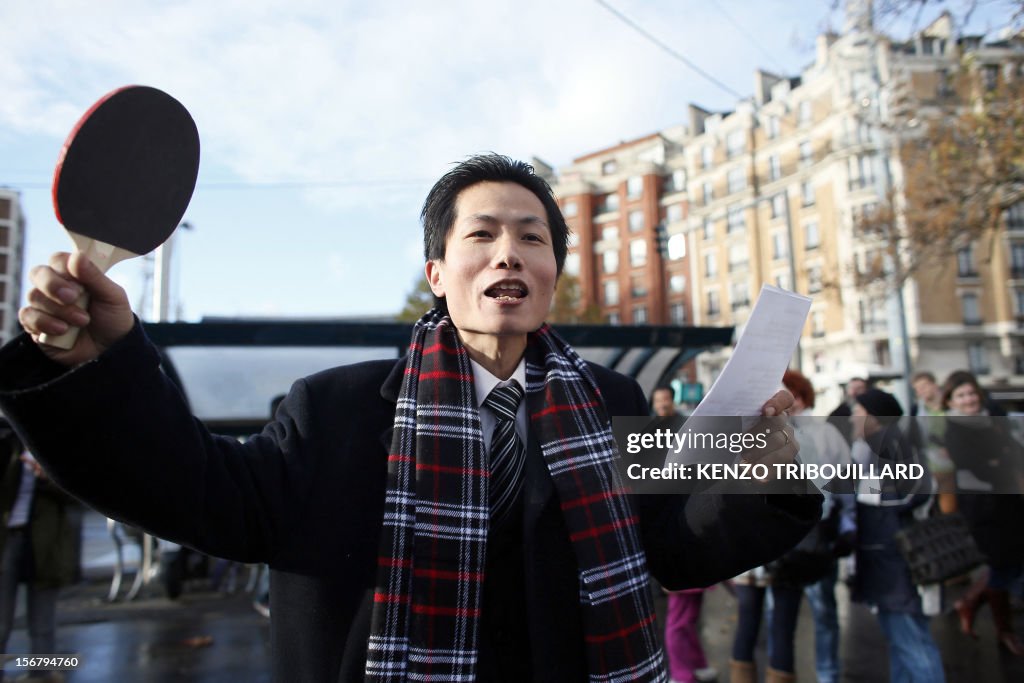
[483,382,526,523]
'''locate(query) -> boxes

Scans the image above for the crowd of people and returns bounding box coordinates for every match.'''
[657,368,1024,683]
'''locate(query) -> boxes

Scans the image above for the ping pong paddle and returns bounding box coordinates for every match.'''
[38,85,200,349]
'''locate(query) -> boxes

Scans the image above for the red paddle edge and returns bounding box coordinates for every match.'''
[51,85,139,227]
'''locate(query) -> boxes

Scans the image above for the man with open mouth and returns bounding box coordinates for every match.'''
[3,153,820,682]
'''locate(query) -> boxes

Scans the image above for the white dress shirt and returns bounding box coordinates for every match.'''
[469,357,528,452]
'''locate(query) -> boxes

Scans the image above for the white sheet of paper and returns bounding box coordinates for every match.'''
[688,284,812,419]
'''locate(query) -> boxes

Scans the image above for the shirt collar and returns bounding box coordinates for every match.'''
[469,357,527,409]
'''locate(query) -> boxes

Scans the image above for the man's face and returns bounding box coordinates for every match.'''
[426,181,557,342]
[847,379,868,401]
[912,378,939,403]
[652,389,675,417]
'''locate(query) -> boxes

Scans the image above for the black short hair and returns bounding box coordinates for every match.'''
[420,154,569,309]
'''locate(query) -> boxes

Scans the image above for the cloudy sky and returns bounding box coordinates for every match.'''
[0,0,1009,320]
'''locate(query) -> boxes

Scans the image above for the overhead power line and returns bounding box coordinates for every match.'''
[2,178,435,191]
[593,0,746,101]
[706,0,789,73]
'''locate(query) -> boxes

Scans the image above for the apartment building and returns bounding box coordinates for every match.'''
[551,6,1024,409]
[0,188,25,346]
[552,130,691,328]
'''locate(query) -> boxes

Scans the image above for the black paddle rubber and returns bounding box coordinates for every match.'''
[53,85,200,255]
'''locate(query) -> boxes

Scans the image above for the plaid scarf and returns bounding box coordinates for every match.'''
[365,309,666,682]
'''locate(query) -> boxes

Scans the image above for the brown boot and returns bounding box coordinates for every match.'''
[765,666,796,683]
[729,659,756,683]
[988,588,1024,656]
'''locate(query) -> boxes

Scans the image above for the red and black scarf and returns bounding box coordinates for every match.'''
[365,309,665,682]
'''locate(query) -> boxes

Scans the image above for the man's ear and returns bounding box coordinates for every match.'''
[425,260,445,298]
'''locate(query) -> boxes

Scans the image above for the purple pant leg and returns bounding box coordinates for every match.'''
[664,590,708,683]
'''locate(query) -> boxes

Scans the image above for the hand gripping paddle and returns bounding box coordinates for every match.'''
[38,85,200,349]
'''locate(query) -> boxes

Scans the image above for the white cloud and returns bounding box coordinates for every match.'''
[0,0,824,207]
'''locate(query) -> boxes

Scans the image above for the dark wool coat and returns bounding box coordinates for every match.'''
[0,323,821,682]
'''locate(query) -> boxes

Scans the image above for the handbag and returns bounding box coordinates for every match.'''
[894,511,986,585]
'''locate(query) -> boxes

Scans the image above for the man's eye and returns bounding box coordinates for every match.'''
[471,230,492,238]
[524,234,544,242]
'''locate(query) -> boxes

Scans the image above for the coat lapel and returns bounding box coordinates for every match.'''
[377,356,406,451]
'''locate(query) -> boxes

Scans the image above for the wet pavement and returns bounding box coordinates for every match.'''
[2,510,1023,681]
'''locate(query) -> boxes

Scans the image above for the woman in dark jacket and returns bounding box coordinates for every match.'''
[851,389,944,683]
[942,370,1024,655]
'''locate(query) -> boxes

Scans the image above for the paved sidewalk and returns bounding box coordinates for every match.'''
[3,510,1023,681]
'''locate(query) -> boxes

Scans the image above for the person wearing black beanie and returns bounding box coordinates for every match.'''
[850,388,944,682]
[855,388,904,425]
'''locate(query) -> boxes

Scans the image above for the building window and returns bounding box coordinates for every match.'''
[665,168,686,193]
[703,217,714,241]
[772,232,788,260]
[633,305,648,324]
[0,225,8,247]
[799,140,813,167]
[1011,243,1024,278]
[608,311,621,325]
[767,115,780,139]
[849,155,874,190]
[669,274,686,293]
[957,245,976,277]
[602,249,619,274]
[702,181,714,205]
[727,203,745,233]
[667,233,686,261]
[726,130,746,159]
[704,252,718,278]
[1015,288,1024,316]
[604,280,620,306]
[775,272,791,291]
[801,181,816,206]
[669,303,686,324]
[798,100,812,126]
[728,243,748,272]
[962,292,981,324]
[982,64,999,91]
[805,221,820,249]
[771,193,787,220]
[562,201,578,218]
[564,253,580,276]
[707,290,721,317]
[731,281,750,310]
[596,193,619,214]
[629,239,647,267]
[968,341,989,375]
[601,225,619,242]
[1005,202,1024,231]
[807,264,823,294]
[602,159,618,175]
[626,175,643,199]
[666,203,683,224]
[811,310,826,338]
[727,167,746,194]
[568,231,580,248]
[701,145,714,170]
[631,275,647,298]
[768,154,781,181]
[628,210,645,233]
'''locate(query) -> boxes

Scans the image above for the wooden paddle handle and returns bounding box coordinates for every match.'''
[37,238,129,350]
[37,291,91,350]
